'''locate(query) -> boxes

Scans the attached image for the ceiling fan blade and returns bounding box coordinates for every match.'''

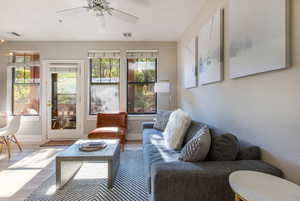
[56,7,89,15]
[110,8,139,24]
[128,0,150,5]
[96,15,107,33]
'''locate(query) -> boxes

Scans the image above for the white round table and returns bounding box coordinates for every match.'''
[229,170,300,201]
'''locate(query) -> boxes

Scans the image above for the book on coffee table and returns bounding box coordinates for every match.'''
[79,141,107,152]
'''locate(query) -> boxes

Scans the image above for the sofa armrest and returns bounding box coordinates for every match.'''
[150,160,282,201]
[142,122,155,129]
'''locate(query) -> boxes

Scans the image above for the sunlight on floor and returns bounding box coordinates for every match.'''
[45,184,56,196]
[0,148,63,199]
[0,169,40,197]
[45,162,109,196]
[0,144,139,201]
[9,149,59,169]
[74,162,108,180]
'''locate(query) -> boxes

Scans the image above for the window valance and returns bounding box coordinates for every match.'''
[88,50,121,59]
[126,50,159,59]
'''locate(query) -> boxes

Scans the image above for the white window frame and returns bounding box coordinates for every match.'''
[6,61,41,121]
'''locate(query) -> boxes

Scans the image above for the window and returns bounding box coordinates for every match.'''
[10,52,40,116]
[89,51,120,115]
[127,51,158,114]
[50,69,77,130]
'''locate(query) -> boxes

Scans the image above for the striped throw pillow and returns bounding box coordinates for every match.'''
[179,125,211,162]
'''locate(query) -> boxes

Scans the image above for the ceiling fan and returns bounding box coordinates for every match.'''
[57,0,139,27]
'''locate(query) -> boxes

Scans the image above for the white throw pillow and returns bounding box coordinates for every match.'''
[163,109,192,150]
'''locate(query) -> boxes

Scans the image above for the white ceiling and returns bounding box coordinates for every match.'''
[0,0,204,41]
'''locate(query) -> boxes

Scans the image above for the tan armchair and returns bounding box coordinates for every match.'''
[88,112,128,151]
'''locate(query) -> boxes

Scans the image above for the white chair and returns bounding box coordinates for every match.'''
[0,115,23,159]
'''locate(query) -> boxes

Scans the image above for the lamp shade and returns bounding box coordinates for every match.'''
[154,81,170,93]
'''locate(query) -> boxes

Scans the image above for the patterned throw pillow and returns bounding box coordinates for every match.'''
[179,125,211,162]
[153,110,172,131]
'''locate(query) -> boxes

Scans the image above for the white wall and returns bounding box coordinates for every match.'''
[0,41,177,141]
[177,0,300,184]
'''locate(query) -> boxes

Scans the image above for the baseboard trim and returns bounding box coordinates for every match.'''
[17,135,42,143]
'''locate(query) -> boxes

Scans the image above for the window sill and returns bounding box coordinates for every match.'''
[128,114,156,120]
[87,115,97,121]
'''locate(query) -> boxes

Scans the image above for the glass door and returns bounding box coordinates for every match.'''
[46,66,81,139]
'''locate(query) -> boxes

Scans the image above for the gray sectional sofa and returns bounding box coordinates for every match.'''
[142,121,282,201]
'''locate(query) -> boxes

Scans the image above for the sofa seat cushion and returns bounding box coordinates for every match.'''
[151,160,283,201]
[143,144,180,192]
[143,128,165,146]
[88,127,126,138]
[152,160,283,178]
[144,144,180,166]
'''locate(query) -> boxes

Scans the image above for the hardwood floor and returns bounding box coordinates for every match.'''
[0,145,64,201]
[0,143,141,201]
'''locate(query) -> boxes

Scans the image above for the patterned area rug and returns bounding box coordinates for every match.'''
[25,149,149,201]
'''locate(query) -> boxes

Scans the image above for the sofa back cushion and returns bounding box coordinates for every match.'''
[153,110,172,131]
[163,109,192,150]
[237,146,261,160]
[208,133,239,161]
[161,119,261,161]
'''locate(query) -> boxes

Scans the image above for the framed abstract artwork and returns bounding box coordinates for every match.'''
[229,0,289,78]
[184,37,198,89]
[198,9,224,85]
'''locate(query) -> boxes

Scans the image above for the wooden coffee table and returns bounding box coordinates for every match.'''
[56,139,120,189]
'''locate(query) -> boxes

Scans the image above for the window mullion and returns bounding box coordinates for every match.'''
[99,58,102,82]
[23,66,25,83]
[146,58,148,82]
[109,58,112,83]
[89,59,93,84]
